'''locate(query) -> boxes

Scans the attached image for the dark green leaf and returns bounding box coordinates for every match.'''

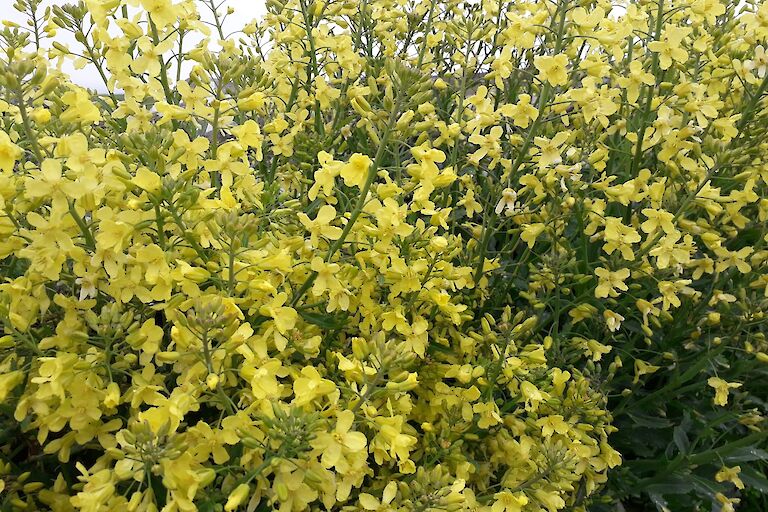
[673,426,690,455]
[741,466,768,494]
[644,475,694,495]
[723,448,768,463]
[299,310,347,329]
[627,411,674,429]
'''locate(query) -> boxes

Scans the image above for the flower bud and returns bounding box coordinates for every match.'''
[103,382,121,408]
[224,483,250,511]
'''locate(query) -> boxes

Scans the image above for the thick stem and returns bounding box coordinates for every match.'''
[16,88,43,163]
[628,0,665,179]
[149,18,175,106]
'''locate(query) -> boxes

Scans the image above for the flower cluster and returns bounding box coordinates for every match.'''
[0,0,767,511]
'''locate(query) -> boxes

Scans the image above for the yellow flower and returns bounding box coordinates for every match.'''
[744,45,768,79]
[714,246,753,274]
[494,187,517,215]
[0,370,24,402]
[298,204,344,246]
[489,45,515,88]
[617,60,655,104]
[520,380,548,411]
[372,416,417,471]
[359,481,398,511]
[60,89,103,125]
[309,151,344,200]
[140,0,181,29]
[498,93,539,128]
[238,91,267,111]
[602,217,641,261]
[594,267,630,298]
[491,491,529,512]
[0,131,22,172]
[715,492,740,512]
[569,303,598,324]
[24,158,83,210]
[604,309,625,332]
[640,208,676,234]
[649,232,695,269]
[534,131,570,169]
[132,167,163,193]
[340,153,372,188]
[657,279,694,310]
[458,188,483,218]
[310,257,341,296]
[315,77,341,109]
[231,120,264,161]
[715,466,744,490]
[536,414,569,437]
[648,25,690,70]
[292,367,336,406]
[312,410,367,472]
[241,358,284,400]
[571,6,604,30]
[585,339,612,362]
[259,292,298,335]
[8,0,764,507]
[521,223,546,248]
[224,483,250,511]
[633,359,660,384]
[103,382,121,409]
[707,377,742,406]
[533,53,569,86]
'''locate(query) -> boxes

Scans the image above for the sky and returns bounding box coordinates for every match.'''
[0,0,266,90]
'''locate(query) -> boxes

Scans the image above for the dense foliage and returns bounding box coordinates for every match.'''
[0,0,766,511]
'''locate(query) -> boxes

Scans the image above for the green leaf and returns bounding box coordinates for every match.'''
[688,475,722,500]
[740,466,768,494]
[299,310,347,329]
[673,426,690,456]
[723,448,768,463]
[648,492,669,512]
[627,411,674,429]
[198,501,216,512]
[644,479,693,495]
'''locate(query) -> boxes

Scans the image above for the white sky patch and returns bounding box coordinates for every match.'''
[0,0,266,91]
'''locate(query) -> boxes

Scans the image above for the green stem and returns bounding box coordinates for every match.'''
[228,242,237,294]
[16,88,43,163]
[167,202,209,262]
[628,0,665,179]
[153,201,166,247]
[299,0,324,137]
[81,36,119,106]
[207,0,226,40]
[69,201,97,250]
[149,18,175,106]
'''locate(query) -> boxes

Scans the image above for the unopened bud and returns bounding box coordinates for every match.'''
[224,484,250,511]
